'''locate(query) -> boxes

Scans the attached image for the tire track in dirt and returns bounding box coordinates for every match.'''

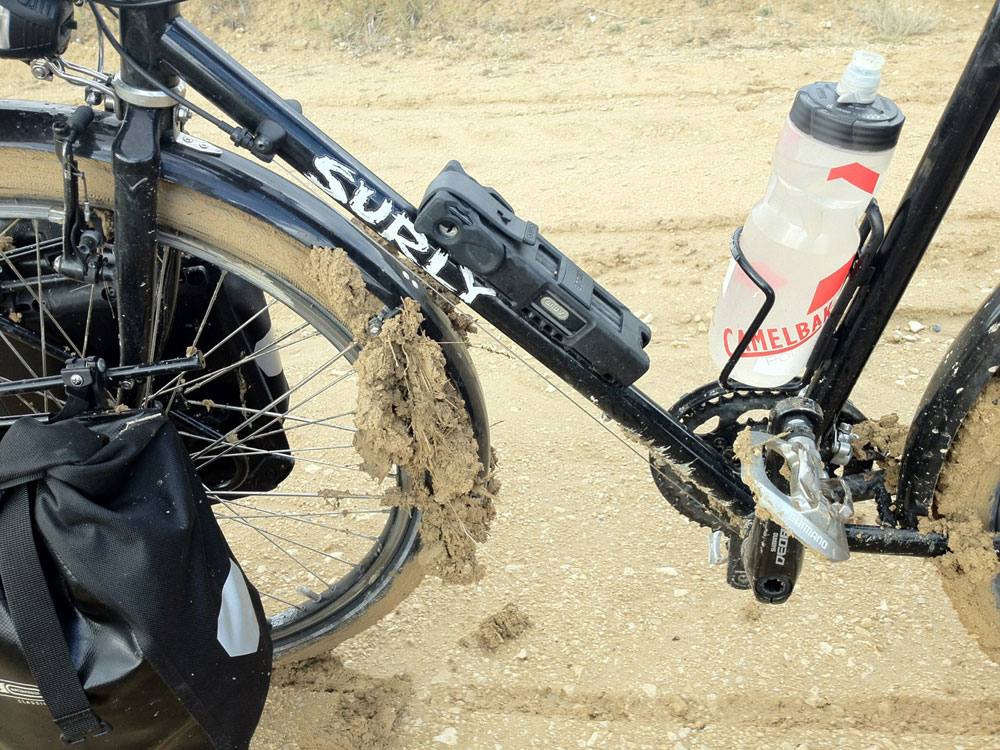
[413,684,1000,734]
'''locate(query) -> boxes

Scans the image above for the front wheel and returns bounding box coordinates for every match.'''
[934,377,1000,664]
[0,145,484,660]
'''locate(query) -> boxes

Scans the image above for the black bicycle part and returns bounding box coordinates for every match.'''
[31,0,987,552]
[0,0,74,60]
[0,354,202,400]
[742,518,803,604]
[152,15,757,526]
[414,160,651,387]
[895,285,1000,525]
[651,385,780,533]
[741,399,813,603]
[806,2,1000,440]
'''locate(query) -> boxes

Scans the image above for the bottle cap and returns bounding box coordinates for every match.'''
[836,50,885,104]
[788,80,904,152]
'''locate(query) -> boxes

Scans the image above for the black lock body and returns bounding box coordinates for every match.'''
[0,0,74,61]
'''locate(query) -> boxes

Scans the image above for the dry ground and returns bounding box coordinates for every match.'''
[3,0,1000,747]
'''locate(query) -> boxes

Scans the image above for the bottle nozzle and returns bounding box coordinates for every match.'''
[836,50,884,104]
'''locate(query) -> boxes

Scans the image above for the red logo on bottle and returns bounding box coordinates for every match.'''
[723,257,855,358]
[827,163,880,194]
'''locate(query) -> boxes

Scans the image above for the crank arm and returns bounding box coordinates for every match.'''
[739,430,851,562]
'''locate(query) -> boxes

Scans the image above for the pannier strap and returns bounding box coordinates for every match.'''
[0,484,110,744]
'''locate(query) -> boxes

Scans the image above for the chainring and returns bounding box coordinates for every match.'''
[650,382,865,530]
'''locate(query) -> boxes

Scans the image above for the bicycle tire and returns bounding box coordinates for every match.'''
[0,144,444,661]
[934,376,1000,664]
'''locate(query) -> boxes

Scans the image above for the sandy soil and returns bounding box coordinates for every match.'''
[3,1,1000,747]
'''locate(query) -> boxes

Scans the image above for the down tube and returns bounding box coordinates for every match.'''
[157,18,756,523]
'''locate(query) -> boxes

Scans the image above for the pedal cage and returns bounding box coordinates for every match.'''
[739,430,852,562]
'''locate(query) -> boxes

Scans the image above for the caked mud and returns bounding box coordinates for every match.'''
[309,247,494,583]
[934,378,1000,665]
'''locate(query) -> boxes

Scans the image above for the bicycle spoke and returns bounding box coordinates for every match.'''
[191,348,354,462]
[0,235,83,359]
[217,502,336,590]
[194,442,357,471]
[216,503,359,577]
[81,280,97,358]
[154,269,227,409]
[156,322,315,403]
[214,499,381,541]
[0,326,40,380]
[33,221,48,411]
[210,490,388,501]
[257,590,306,612]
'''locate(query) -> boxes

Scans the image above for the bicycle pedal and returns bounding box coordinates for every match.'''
[738,430,851,562]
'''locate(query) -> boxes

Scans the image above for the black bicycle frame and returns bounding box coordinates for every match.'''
[104,0,1000,553]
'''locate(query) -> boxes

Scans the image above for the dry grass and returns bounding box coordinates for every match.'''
[323,0,470,49]
[858,0,940,39]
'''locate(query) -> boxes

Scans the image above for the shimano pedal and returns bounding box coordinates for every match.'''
[737,399,853,563]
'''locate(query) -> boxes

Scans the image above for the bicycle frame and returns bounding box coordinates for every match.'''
[34,1,1000,554]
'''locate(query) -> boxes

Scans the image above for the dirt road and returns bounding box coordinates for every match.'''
[3,1,999,747]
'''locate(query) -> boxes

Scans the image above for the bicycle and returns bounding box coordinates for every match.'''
[0,0,997,668]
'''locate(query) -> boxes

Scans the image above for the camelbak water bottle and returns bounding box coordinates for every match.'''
[708,51,904,388]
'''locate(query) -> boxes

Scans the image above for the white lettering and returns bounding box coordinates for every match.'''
[380,212,431,261]
[458,267,497,304]
[349,180,393,224]
[775,527,789,565]
[309,156,356,203]
[308,154,495,306]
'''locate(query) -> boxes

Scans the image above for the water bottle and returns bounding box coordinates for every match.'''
[708,51,905,388]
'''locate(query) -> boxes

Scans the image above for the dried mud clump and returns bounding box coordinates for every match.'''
[0,235,12,252]
[262,656,411,750]
[852,413,908,492]
[309,247,494,584]
[468,602,532,649]
[932,378,1000,664]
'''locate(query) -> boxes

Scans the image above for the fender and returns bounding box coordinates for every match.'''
[896,285,1000,525]
[0,101,490,471]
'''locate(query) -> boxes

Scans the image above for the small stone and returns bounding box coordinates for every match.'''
[673,588,689,597]
[932,324,942,332]
[515,649,528,660]
[433,727,459,746]
[819,641,833,654]
[657,567,680,576]
[563,684,577,697]
[908,320,925,333]
[641,683,658,698]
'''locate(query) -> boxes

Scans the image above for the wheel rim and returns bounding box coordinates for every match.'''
[0,203,417,649]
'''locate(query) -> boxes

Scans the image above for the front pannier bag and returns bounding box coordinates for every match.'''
[0,412,272,748]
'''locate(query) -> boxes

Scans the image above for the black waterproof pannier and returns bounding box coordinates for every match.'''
[0,411,272,748]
